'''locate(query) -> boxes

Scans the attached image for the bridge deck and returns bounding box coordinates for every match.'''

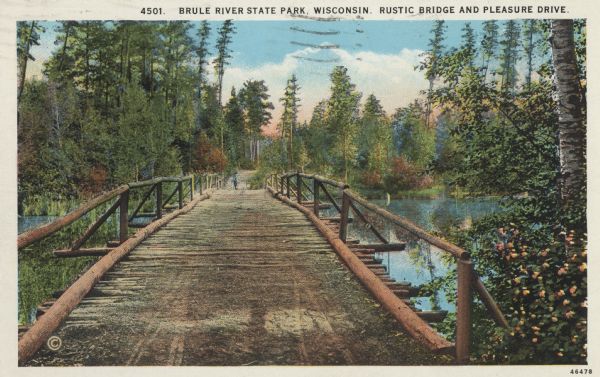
[28,189,448,366]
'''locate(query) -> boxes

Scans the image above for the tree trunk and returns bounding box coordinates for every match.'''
[17,21,36,102]
[550,19,586,212]
[58,23,71,72]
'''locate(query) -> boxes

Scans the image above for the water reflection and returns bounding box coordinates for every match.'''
[18,216,57,234]
[318,194,500,313]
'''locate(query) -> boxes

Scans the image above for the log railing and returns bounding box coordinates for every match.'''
[266,171,509,364]
[18,173,226,252]
[17,173,226,364]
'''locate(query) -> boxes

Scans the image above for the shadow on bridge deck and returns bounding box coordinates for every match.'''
[27,188,451,366]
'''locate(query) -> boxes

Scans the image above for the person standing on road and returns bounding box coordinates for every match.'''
[232,171,238,190]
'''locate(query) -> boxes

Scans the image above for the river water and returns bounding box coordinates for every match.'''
[18,216,57,234]
[344,196,502,312]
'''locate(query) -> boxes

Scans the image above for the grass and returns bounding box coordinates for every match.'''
[22,195,80,216]
[18,198,125,325]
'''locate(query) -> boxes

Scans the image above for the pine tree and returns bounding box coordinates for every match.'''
[239,80,273,162]
[326,66,361,181]
[213,20,236,106]
[522,20,540,89]
[279,74,301,169]
[17,21,45,101]
[480,20,499,80]
[498,20,521,94]
[224,87,245,164]
[461,22,476,69]
[421,21,446,128]
[359,94,391,182]
[196,21,211,130]
[307,100,330,171]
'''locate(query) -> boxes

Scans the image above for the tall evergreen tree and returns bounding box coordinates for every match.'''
[359,94,391,182]
[480,20,499,80]
[239,80,273,162]
[498,20,521,94]
[421,20,446,128]
[224,87,245,164]
[326,66,361,181]
[279,74,301,169]
[461,22,476,69]
[196,21,211,130]
[213,20,236,106]
[17,21,45,101]
[522,20,540,89]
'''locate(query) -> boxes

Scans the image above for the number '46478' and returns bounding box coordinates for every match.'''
[571,369,592,375]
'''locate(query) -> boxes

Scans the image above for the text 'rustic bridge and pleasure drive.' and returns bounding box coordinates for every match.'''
[17,171,508,366]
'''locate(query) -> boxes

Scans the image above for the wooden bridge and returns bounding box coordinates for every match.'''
[17,171,508,366]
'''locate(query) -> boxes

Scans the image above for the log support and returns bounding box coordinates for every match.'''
[119,190,129,244]
[456,255,473,364]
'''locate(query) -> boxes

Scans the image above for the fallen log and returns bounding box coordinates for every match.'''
[53,248,113,257]
[348,243,406,252]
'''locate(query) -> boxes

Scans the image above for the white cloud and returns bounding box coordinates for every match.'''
[221,47,428,134]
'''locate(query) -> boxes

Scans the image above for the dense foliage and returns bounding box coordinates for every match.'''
[17,20,270,210]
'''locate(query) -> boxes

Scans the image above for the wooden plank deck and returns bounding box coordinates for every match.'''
[27,189,449,366]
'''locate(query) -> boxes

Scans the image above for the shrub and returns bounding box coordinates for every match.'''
[384,156,434,192]
[441,216,588,364]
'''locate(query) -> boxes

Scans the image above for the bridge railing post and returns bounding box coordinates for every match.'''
[296,173,302,203]
[286,175,291,198]
[339,191,351,242]
[190,176,194,200]
[456,255,473,364]
[313,178,320,217]
[119,190,129,244]
[156,181,163,219]
[178,180,184,209]
[280,176,284,195]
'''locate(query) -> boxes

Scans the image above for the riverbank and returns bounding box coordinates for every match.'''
[353,183,502,201]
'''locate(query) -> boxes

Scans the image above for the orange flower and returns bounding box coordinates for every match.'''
[569,286,577,295]
[539,290,546,298]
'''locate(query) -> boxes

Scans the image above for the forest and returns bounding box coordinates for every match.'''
[17,19,586,364]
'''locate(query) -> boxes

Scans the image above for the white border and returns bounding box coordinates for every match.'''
[0,0,597,375]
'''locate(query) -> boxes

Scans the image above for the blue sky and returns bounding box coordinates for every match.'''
[28,20,487,130]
